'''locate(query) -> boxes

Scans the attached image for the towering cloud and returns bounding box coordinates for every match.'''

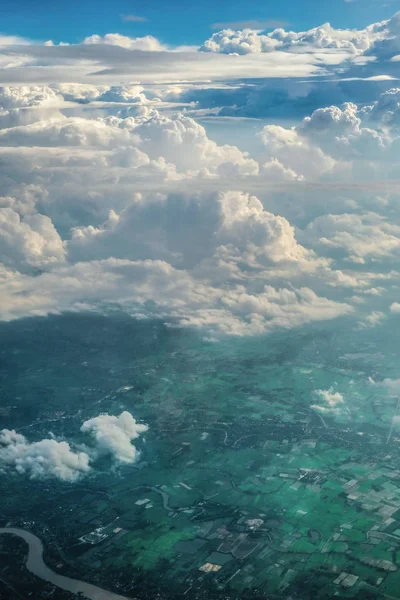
[0,208,66,271]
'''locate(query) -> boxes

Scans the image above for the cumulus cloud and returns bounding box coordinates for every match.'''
[259,124,336,180]
[314,388,344,406]
[369,11,400,58]
[0,85,62,109]
[80,411,148,463]
[200,18,390,55]
[311,388,345,414]
[381,378,400,396]
[134,114,258,176]
[367,87,400,126]
[200,29,281,54]
[0,208,66,271]
[305,213,400,263]
[67,191,311,268]
[256,93,400,182]
[83,33,167,52]
[0,85,64,130]
[0,115,139,148]
[0,411,148,481]
[359,311,386,328]
[300,102,387,159]
[0,429,90,482]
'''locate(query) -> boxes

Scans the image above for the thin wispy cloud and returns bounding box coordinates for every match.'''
[120,14,149,23]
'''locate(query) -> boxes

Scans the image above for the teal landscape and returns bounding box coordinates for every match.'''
[1,312,400,599]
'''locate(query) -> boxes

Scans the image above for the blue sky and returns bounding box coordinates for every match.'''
[4,0,400,45]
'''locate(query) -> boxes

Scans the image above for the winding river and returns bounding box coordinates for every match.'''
[0,528,130,600]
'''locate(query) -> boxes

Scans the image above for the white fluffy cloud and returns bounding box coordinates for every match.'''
[0,258,354,336]
[305,213,400,263]
[314,388,344,406]
[200,29,281,54]
[67,191,311,267]
[83,33,167,52]
[0,85,64,130]
[259,124,336,179]
[0,85,62,109]
[0,411,148,481]
[0,429,90,482]
[200,15,396,56]
[0,208,65,271]
[390,302,400,313]
[300,102,387,159]
[0,115,138,148]
[359,311,386,329]
[81,411,148,463]
[311,388,345,415]
[257,93,400,182]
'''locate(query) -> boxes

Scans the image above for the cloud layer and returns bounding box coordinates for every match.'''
[0,12,400,337]
[0,11,400,84]
[0,78,399,335]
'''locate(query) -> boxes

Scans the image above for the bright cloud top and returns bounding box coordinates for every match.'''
[81,411,149,464]
[200,20,385,55]
[0,411,148,481]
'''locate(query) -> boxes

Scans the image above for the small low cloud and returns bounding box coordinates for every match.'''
[311,388,345,415]
[210,19,289,30]
[120,14,149,23]
[0,429,90,482]
[369,378,400,397]
[0,411,148,482]
[382,378,400,397]
[314,388,344,407]
[359,311,386,329]
[81,411,149,464]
